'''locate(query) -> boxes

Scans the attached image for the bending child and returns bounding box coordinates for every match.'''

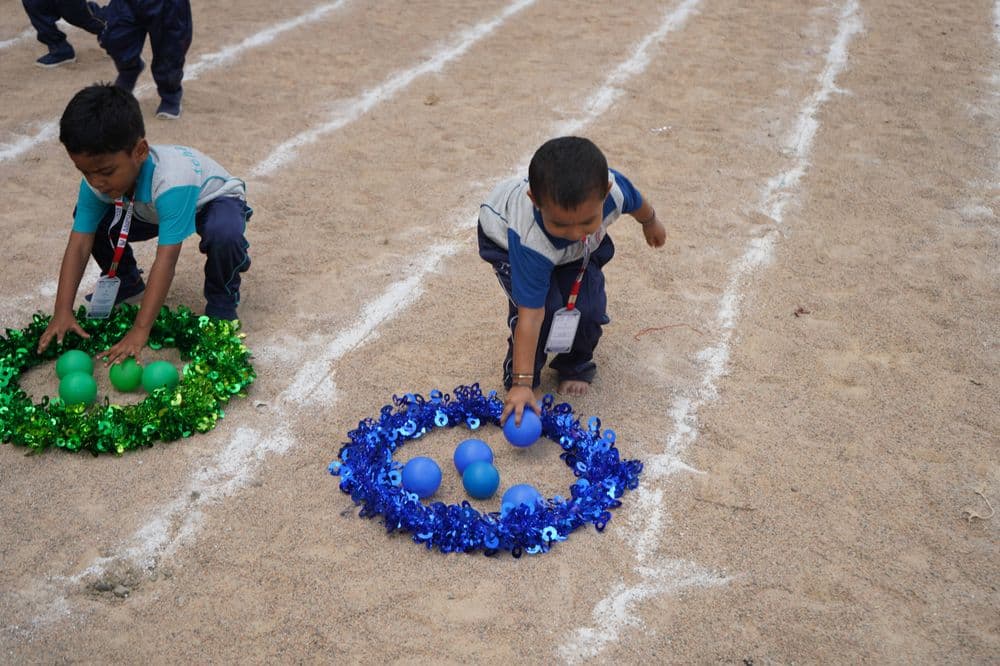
[478,136,666,423]
[38,83,251,364]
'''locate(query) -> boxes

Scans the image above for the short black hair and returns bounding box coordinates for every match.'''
[528,136,609,209]
[59,83,145,155]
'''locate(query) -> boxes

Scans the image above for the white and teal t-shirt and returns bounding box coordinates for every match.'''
[478,168,643,308]
[72,145,246,245]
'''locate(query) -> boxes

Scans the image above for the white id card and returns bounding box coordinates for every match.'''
[544,307,581,354]
[86,275,121,319]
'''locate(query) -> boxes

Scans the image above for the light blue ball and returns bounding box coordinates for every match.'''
[401,456,442,499]
[453,438,494,474]
[501,483,543,515]
[503,409,542,447]
[462,461,500,500]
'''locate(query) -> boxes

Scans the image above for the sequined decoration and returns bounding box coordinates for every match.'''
[0,305,255,455]
[329,385,643,556]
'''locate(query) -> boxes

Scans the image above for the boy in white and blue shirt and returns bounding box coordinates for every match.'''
[478,136,667,424]
[38,83,250,365]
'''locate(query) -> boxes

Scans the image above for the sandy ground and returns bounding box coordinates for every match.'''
[0,0,997,663]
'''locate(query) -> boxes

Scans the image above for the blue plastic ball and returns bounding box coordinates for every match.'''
[453,438,494,474]
[462,461,500,500]
[503,409,542,447]
[401,456,442,499]
[501,483,543,515]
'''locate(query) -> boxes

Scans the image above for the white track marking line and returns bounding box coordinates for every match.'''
[13,0,706,631]
[250,0,537,178]
[553,0,701,137]
[0,20,78,50]
[559,1,863,662]
[0,28,33,50]
[0,2,351,163]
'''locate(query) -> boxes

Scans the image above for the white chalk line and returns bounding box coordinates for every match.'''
[11,0,540,632]
[558,1,863,662]
[0,20,83,51]
[0,2,351,163]
[553,0,701,138]
[250,0,537,178]
[987,1,1000,237]
[0,28,33,51]
[565,558,731,660]
[5,425,295,638]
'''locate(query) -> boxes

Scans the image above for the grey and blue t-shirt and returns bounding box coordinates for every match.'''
[478,169,643,308]
[72,145,246,245]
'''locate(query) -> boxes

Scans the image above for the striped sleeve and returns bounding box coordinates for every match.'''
[154,185,199,245]
[610,168,643,214]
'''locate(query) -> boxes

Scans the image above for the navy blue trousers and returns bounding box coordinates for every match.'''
[98,0,192,104]
[22,0,104,51]
[478,224,614,390]
[91,196,251,319]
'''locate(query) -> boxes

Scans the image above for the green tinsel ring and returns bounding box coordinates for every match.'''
[0,304,255,455]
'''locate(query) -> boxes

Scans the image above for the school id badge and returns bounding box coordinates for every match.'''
[544,307,581,354]
[86,275,121,319]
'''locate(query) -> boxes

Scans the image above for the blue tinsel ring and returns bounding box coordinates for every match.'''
[328,384,643,556]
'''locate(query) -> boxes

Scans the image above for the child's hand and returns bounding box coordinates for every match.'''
[502,385,540,426]
[37,310,90,353]
[642,218,667,248]
[103,325,151,366]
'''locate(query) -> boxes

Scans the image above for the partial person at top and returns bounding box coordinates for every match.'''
[21,0,105,67]
[98,0,192,120]
[21,0,193,121]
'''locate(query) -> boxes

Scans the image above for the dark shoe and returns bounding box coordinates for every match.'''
[155,97,182,120]
[114,58,145,92]
[36,45,76,68]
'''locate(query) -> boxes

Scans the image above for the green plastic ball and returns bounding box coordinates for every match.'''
[141,360,180,393]
[59,371,97,406]
[56,349,93,379]
[109,357,144,392]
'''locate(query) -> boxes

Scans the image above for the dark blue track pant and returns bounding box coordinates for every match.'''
[22,0,103,51]
[478,224,614,390]
[99,0,192,104]
[90,196,251,319]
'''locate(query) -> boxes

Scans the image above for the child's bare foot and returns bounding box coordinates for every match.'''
[558,379,589,397]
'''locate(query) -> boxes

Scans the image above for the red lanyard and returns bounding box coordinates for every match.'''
[107,197,135,278]
[565,235,592,311]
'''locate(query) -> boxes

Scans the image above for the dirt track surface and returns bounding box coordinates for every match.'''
[1,1,997,663]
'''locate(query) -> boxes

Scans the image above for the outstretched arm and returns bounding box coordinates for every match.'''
[37,231,95,353]
[631,200,666,248]
[502,304,545,426]
[103,242,183,365]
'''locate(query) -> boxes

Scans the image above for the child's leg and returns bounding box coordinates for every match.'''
[98,0,146,89]
[195,197,251,320]
[144,0,192,111]
[89,205,159,288]
[22,0,71,52]
[58,0,104,35]
[547,235,615,389]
